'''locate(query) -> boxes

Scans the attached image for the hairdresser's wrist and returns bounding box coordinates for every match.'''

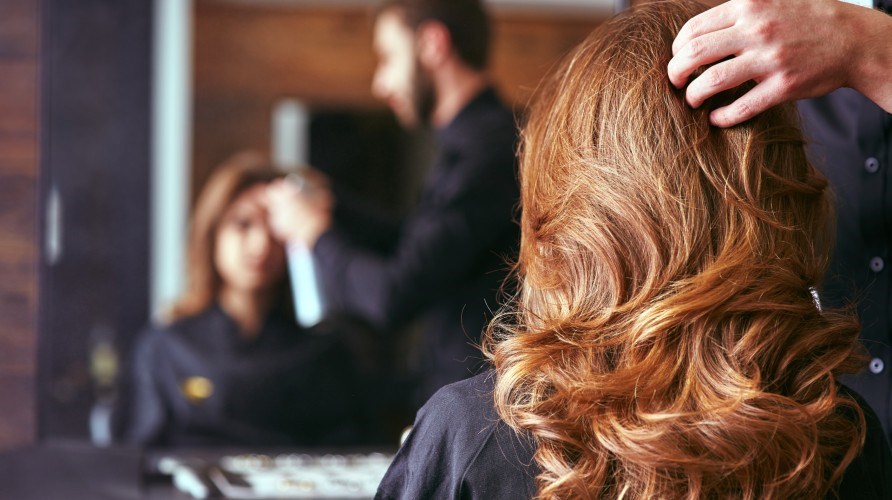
[847,4,892,111]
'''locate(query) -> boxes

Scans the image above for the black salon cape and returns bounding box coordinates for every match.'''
[313,88,519,405]
[376,371,892,499]
[126,305,361,447]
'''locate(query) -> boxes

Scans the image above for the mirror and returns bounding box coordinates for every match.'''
[38,0,610,448]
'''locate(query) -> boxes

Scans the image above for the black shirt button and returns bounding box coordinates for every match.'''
[864,157,880,173]
[869,358,884,375]
[869,256,884,273]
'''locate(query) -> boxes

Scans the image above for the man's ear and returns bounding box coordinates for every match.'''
[416,20,451,69]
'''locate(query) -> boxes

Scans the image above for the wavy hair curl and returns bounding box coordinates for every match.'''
[484,1,866,498]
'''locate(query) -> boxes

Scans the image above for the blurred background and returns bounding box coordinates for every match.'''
[0,0,627,451]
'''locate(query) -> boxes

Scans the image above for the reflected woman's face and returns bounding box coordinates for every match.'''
[214,184,287,294]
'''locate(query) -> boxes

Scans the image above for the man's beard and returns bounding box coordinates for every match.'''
[411,62,436,127]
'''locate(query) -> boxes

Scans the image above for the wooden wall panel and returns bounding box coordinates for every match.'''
[193,3,376,196]
[0,0,39,451]
[193,1,604,200]
[195,5,378,108]
[489,11,606,106]
[0,0,38,56]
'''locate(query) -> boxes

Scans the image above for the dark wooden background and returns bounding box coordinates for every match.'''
[191,0,606,202]
[0,0,39,451]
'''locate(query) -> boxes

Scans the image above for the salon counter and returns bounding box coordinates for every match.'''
[0,440,393,499]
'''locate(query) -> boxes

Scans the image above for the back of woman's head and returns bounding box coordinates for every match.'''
[485,1,866,497]
[168,152,290,322]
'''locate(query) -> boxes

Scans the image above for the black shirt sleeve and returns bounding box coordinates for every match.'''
[330,185,403,253]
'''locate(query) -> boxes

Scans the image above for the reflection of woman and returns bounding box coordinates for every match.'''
[376,1,892,498]
[127,153,359,447]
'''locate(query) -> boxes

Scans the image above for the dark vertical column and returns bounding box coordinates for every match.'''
[38,0,152,441]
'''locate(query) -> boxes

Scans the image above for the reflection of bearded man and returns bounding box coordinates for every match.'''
[265,0,519,416]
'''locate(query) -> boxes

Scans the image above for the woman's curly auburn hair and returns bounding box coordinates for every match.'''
[483,1,867,498]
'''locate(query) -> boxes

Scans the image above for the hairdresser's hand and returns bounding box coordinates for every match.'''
[265,171,334,248]
[668,0,892,128]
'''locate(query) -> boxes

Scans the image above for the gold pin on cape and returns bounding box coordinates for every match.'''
[180,376,214,404]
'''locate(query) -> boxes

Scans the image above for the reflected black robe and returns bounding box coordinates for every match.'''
[126,305,361,447]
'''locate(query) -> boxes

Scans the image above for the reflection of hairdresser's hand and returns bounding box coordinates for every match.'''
[265,171,334,248]
[668,0,892,128]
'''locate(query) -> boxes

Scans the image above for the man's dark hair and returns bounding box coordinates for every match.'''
[377,0,491,70]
